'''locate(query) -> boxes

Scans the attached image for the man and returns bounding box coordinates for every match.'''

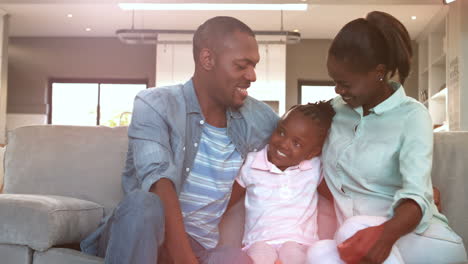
[81,16,279,264]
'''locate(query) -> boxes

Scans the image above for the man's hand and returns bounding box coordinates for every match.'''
[338,224,397,264]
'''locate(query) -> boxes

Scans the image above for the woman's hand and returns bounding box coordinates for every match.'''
[338,224,397,264]
[433,186,442,212]
[338,199,422,264]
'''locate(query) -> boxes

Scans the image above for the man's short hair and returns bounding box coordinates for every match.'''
[193,16,255,62]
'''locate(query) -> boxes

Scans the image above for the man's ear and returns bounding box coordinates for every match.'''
[199,48,215,71]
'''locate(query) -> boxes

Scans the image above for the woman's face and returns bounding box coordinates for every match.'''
[327,55,385,111]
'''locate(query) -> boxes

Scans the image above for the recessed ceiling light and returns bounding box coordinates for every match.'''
[443,0,456,4]
[118,3,308,11]
[67,14,73,18]
[411,16,417,20]
[293,29,300,32]
[85,27,91,32]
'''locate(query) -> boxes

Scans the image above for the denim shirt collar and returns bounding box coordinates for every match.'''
[182,79,202,114]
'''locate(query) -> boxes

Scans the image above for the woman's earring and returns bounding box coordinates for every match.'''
[379,77,384,82]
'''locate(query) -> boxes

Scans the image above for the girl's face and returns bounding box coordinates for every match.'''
[327,55,388,111]
[267,110,322,171]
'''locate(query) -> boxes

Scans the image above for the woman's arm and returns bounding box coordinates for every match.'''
[338,199,422,264]
[339,107,433,264]
[317,179,334,202]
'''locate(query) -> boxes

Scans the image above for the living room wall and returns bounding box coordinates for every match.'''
[7,37,156,129]
[7,37,418,127]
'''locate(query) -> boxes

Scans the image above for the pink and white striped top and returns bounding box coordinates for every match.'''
[236,145,322,248]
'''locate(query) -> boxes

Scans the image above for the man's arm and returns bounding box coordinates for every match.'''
[129,94,198,263]
[150,179,198,264]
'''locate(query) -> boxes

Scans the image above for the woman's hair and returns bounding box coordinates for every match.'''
[329,11,413,84]
[288,100,336,138]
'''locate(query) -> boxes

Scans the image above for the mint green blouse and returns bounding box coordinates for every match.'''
[322,82,448,234]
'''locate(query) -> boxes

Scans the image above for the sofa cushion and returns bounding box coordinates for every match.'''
[0,146,5,193]
[0,244,32,264]
[432,132,468,256]
[3,125,128,215]
[0,194,103,251]
[34,248,104,264]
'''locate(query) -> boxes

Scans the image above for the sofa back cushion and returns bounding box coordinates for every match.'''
[432,131,468,255]
[0,146,4,193]
[3,125,128,215]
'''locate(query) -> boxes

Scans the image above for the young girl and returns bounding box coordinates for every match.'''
[228,101,335,264]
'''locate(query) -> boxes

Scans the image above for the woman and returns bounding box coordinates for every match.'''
[313,11,467,264]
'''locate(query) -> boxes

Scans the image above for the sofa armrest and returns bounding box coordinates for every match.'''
[0,194,104,251]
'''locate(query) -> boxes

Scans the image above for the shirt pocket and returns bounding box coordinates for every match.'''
[354,141,398,185]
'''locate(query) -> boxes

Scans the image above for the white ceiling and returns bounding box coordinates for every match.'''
[0,0,444,39]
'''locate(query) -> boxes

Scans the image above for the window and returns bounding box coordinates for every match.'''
[298,80,337,104]
[49,80,147,127]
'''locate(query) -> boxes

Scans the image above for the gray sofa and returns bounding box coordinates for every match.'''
[0,125,466,263]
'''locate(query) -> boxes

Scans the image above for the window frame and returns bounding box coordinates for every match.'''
[297,80,336,104]
[47,78,148,125]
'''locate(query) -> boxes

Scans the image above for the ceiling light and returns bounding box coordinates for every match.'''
[67,14,73,18]
[118,3,308,11]
[85,27,91,32]
[411,16,417,20]
[293,29,300,32]
[443,0,456,4]
[116,29,301,45]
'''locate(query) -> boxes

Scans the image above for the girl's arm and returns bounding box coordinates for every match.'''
[227,181,246,210]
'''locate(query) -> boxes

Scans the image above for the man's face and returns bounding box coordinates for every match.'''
[211,31,260,109]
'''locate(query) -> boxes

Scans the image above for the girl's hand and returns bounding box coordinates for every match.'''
[337,224,397,264]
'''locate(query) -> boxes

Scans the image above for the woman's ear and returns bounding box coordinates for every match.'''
[375,64,387,81]
[199,48,215,71]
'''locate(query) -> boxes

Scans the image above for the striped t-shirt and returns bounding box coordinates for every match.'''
[179,123,243,249]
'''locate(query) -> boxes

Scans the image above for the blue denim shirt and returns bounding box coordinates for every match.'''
[122,79,279,195]
[81,79,279,255]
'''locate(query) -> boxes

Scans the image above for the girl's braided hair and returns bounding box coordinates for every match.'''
[287,100,336,138]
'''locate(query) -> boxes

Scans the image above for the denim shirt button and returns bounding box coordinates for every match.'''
[253,148,257,152]
[199,120,205,125]
[186,167,190,172]
[194,142,198,147]
[183,146,185,151]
